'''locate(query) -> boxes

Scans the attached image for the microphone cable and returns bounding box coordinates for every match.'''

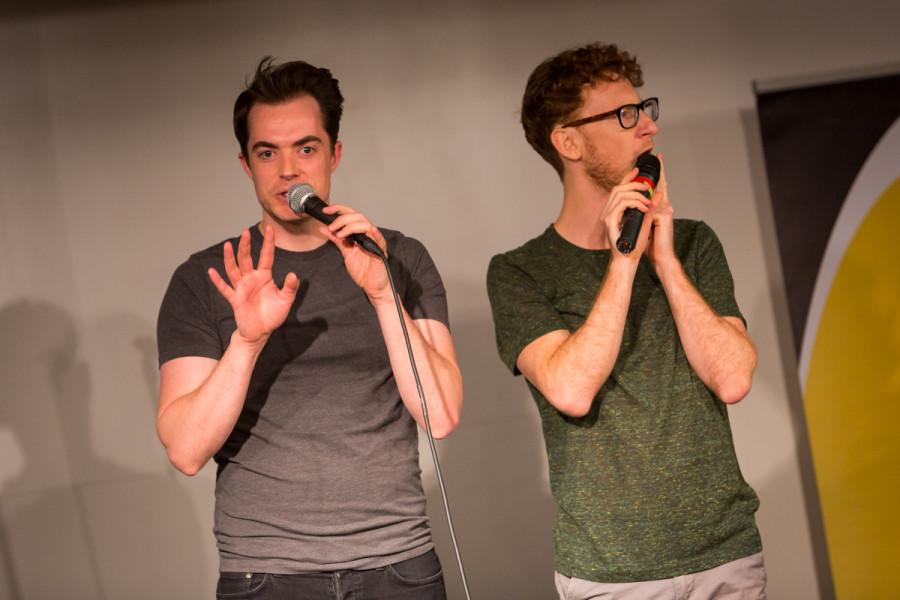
[381,254,472,600]
[286,182,471,596]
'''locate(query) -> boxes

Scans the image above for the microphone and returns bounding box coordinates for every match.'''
[287,183,386,259]
[615,152,661,254]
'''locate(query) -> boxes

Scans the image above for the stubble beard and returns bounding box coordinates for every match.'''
[583,137,627,193]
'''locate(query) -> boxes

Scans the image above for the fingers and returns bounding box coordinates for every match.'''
[655,152,669,207]
[618,166,639,186]
[322,204,352,215]
[208,267,236,303]
[608,187,652,219]
[258,224,275,271]
[618,197,651,215]
[614,198,652,241]
[318,223,346,248]
[604,176,655,255]
[322,206,387,257]
[645,153,675,262]
[368,226,389,256]
[651,204,674,226]
[280,272,301,301]
[324,205,376,240]
[237,229,254,274]
[610,180,652,202]
[223,240,242,286]
[225,227,278,283]
[319,222,387,261]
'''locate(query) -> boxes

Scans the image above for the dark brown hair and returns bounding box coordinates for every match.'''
[521,43,643,177]
[233,56,344,157]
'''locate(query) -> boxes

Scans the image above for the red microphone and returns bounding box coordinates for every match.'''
[616,152,661,254]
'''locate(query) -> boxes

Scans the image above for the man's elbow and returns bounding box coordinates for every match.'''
[716,375,752,405]
[547,388,594,417]
[430,422,455,440]
[167,450,206,476]
[429,408,461,439]
[717,351,757,404]
[160,437,207,476]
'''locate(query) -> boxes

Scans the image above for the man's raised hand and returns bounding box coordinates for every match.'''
[207,225,300,344]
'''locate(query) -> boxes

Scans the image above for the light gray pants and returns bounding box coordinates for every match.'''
[555,552,767,600]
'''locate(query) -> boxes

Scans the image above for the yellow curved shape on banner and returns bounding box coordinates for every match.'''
[805,177,900,599]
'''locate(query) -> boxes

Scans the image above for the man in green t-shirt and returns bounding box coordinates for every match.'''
[486,43,767,599]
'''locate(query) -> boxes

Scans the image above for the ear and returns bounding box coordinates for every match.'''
[330,140,343,172]
[239,152,252,178]
[550,126,583,163]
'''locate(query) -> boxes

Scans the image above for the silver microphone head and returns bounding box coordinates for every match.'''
[287,183,317,213]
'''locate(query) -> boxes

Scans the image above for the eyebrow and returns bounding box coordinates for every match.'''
[250,136,324,151]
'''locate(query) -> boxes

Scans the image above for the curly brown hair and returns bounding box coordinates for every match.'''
[521,43,643,178]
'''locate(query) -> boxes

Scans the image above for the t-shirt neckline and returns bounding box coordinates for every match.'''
[249,222,338,260]
[546,223,611,254]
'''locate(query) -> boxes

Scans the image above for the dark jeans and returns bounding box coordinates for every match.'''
[216,549,446,599]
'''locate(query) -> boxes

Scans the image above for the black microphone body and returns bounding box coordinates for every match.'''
[615,153,661,254]
[287,184,386,259]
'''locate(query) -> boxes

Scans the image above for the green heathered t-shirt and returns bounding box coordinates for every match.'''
[486,219,761,583]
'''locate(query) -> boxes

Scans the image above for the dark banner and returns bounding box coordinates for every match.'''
[757,73,900,598]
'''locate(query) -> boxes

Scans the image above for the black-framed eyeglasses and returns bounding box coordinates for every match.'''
[561,97,659,130]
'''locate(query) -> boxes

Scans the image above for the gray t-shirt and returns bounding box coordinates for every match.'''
[157,225,449,573]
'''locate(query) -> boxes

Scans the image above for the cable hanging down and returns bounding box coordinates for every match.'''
[287,182,471,597]
[381,255,472,600]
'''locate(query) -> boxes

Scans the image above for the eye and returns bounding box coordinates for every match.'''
[257,149,274,160]
[620,105,638,121]
[299,146,315,155]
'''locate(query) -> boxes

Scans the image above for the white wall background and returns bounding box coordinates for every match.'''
[1,0,898,598]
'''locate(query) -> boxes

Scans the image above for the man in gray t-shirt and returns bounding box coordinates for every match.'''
[156,57,461,599]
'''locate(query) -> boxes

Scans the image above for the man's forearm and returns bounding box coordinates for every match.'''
[157,332,267,475]
[523,257,638,416]
[372,299,462,439]
[656,259,757,403]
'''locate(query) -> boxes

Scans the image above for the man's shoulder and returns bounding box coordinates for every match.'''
[673,218,719,251]
[379,227,433,264]
[673,217,709,235]
[185,231,243,265]
[166,230,245,289]
[488,226,555,272]
[380,227,420,249]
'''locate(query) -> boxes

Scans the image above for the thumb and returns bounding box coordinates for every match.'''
[280,272,301,300]
[369,226,389,257]
[319,224,353,255]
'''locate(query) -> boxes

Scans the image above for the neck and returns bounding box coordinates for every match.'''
[259,212,329,252]
[554,171,612,250]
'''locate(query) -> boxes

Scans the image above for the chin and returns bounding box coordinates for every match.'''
[280,212,306,225]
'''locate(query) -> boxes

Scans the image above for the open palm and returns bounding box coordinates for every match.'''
[208,226,300,343]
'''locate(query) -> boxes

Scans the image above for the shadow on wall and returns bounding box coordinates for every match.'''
[421,282,558,600]
[0,299,210,600]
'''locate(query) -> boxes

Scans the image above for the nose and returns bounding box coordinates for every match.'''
[279,152,299,180]
[636,109,659,137]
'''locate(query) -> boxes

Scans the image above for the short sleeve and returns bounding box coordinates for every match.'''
[157,259,224,366]
[390,236,449,328]
[486,253,568,375]
[691,221,745,325]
